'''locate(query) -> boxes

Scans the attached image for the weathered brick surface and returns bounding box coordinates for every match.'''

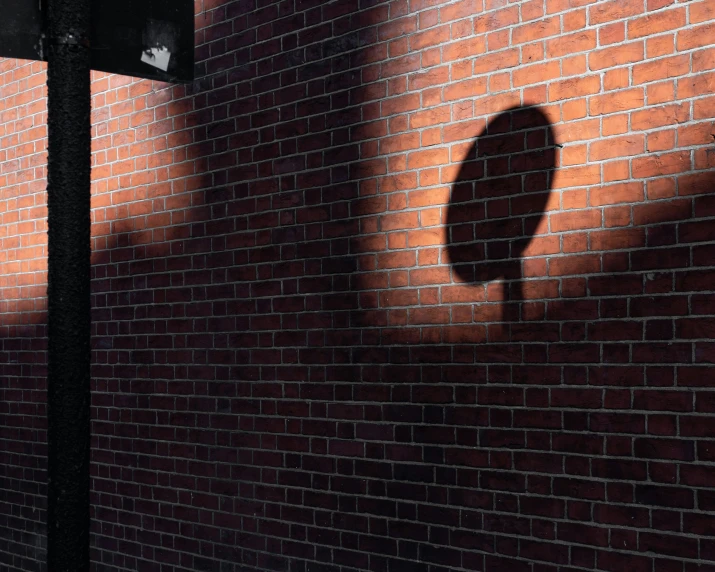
[1,0,715,570]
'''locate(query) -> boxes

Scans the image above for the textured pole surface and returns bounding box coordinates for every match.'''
[45,0,91,569]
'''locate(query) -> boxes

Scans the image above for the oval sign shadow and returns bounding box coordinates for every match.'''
[446,105,558,304]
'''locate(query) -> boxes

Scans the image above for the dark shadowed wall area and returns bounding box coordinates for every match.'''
[2,0,715,570]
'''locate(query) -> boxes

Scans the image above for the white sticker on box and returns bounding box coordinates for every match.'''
[141,47,171,72]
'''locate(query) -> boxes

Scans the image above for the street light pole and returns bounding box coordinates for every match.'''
[45,0,91,568]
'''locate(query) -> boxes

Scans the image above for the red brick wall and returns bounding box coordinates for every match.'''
[2,0,715,570]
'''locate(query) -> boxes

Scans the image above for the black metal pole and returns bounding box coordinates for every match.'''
[45,0,91,569]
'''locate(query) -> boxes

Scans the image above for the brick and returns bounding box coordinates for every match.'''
[548,76,601,102]
[443,78,488,101]
[647,129,677,152]
[380,132,421,154]
[377,250,416,269]
[440,0,481,22]
[678,121,715,147]
[380,211,419,231]
[407,148,449,168]
[589,0,644,25]
[409,105,451,128]
[633,55,690,85]
[677,22,715,51]
[693,47,715,72]
[632,151,692,178]
[639,532,698,559]
[633,198,691,225]
[590,88,645,115]
[647,81,675,105]
[599,22,626,46]
[474,6,519,34]
[381,53,422,78]
[552,165,601,189]
[409,66,449,90]
[546,0,598,14]
[546,31,597,58]
[381,93,421,117]
[631,103,690,131]
[409,307,450,324]
[411,24,449,50]
[628,9,687,39]
[604,68,629,91]
[563,99,588,120]
[695,95,715,119]
[513,61,561,87]
[512,17,562,45]
[473,48,520,75]
[407,228,444,247]
[550,209,602,232]
[601,114,627,136]
[442,285,486,303]
[410,266,452,285]
[589,41,644,71]
[443,118,486,143]
[646,33,675,59]
[691,0,715,24]
[677,72,715,100]
[444,36,487,62]
[589,135,644,161]
[590,182,644,206]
